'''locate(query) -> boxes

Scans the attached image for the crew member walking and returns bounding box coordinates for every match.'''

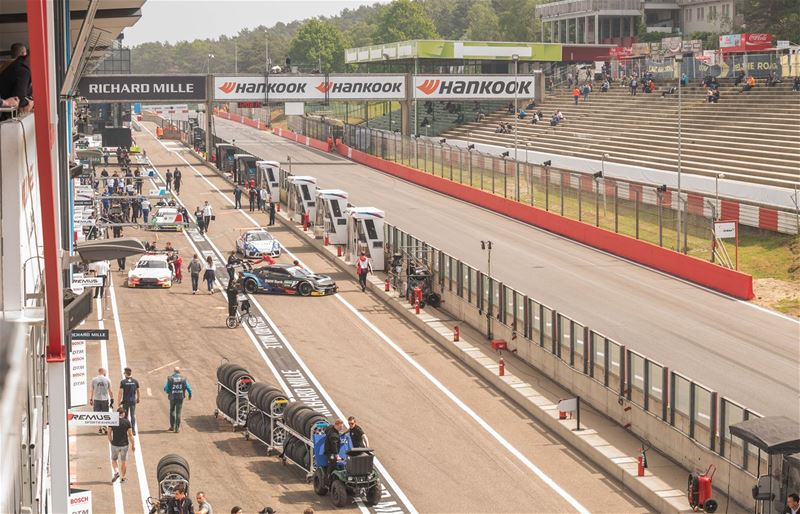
[248,187,256,212]
[109,407,134,483]
[141,197,151,224]
[259,187,268,212]
[227,282,238,319]
[356,251,372,292]
[202,201,213,232]
[89,259,110,299]
[173,168,182,195]
[188,254,203,294]
[226,251,239,283]
[203,256,216,294]
[164,367,192,433]
[90,368,113,434]
[233,184,242,209]
[196,492,213,514]
[268,199,276,226]
[174,253,183,284]
[118,367,140,435]
[165,169,173,191]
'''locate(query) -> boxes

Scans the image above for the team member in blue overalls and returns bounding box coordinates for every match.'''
[164,367,192,433]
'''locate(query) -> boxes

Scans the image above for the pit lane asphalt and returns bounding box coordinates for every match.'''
[115,123,649,512]
[207,116,800,420]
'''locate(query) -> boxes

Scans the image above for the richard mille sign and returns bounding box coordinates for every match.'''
[77,75,207,102]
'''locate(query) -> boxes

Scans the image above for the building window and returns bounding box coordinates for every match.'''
[687,8,692,22]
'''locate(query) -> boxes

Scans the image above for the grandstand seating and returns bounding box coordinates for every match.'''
[367,100,507,136]
[443,78,800,188]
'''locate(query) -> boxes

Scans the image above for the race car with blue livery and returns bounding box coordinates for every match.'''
[236,229,282,259]
[238,264,337,296]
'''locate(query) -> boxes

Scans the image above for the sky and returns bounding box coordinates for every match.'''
[122,0,387,47]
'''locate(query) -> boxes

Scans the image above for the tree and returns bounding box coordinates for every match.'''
[465,1,501,41]
[288,19,350,72]
[424,0,471,40]
[372,0,439,44]
[739,0,800,44]
[492,0,542,41]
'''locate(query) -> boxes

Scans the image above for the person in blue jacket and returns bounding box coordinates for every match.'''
[164,367,192,433]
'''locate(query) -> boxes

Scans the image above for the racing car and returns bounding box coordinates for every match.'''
[127,254,174,288]
[237,264,337,296]
[236,229,281,259]
[148,206,185,231]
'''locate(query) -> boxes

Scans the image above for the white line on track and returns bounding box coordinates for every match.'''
[216,117,799,324]
[142,121,587,513]
[140,124,407,514]
[96,297,125,514]
[147,360,181,374]
[109,276,152,513]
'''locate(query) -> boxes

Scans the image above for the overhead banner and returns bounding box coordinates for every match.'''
[212,75,406,101]
[77,75,207,102]
[413,75,536,99]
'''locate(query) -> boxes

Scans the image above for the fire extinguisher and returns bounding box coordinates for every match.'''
[637,444,649,477]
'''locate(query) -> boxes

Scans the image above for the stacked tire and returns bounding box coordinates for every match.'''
[215,363,253,423]
[246,382,287,444]
[279,401,327,470]
[156,454,190,497]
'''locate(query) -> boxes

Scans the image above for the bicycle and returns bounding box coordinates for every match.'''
[225,299,258,329]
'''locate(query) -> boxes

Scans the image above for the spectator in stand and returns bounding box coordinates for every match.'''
[495,123,505,133]
[556,110,565,121]
[506,102,514,114]
[794,76,800,92]
[629,77,638,96]
[680,73,689,87]
[530,111,540,125]
[734,69,746,86]
[0,43,32,116]
[550,112,559,127]
[525,100,536,110]
[421,117,430,128]
[475,110,485,122]
[572,86,580,104]
[567,73,573,88]
[766,71,781,87]
[741,75,756,93]
[517,109,526,120]
[582,83,591,102]
[601,79,610,93]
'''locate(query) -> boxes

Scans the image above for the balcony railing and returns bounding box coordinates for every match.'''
[536,0,642,18]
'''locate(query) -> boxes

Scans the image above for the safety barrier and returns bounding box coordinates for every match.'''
[382,222,766,509]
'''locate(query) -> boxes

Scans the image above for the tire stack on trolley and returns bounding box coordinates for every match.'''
[215,362,254,429]
[245,381,288,448]
[146,454,190,514]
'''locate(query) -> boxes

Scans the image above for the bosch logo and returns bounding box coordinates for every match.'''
[416,79,441,95]
[218,81,237,94]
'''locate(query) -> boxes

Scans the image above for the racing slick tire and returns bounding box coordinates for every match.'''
[157,454,190,478]
[289,406,314,432]
[331,479,349,508]
[298,281,313,296]
[303,413,327,437]
[366,479,382,506]
[225,316,238,329]
[283,402,310,430]
[313,467,329,496]
[243,278,259,294]
[157,462,190,483]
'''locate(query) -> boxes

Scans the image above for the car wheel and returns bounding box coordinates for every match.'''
[243,278,259,294]
[313,467,329,496]
[298,282,313,296]
[366,479,382,506]
[331,479,348,508]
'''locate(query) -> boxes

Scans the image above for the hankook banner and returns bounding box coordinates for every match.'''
[212,75,406,101]
[413,75,536,99]
[77,75,207,102]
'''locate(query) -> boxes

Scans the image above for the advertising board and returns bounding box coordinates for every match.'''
[413,75,536,99]
[213,75,406,101]
[77,75,207,102]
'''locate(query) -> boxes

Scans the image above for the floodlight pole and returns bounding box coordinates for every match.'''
[513,54,520,201]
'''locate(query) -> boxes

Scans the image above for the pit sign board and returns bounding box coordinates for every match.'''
[77,75,207,103]
[69,339,88,407]
[68,411,119,427]
[71,329,109,340]
[72,276,104,288]
[69,488,92,514]
[714,220,737,239]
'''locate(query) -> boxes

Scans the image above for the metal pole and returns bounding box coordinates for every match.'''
[715,173,724,220]
[513,54,520,201]
[676,54,683,253]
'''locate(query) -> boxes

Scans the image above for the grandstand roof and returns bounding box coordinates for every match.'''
[345,40,614,64]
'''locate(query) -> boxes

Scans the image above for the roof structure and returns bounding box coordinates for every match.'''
[729,416,800,455]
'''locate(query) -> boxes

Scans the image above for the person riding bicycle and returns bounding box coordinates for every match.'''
[238,297,251,315]
[226,282,238,318]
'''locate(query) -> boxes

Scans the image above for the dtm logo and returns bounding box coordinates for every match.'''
[218,82,237,94]
[416,79,441,95]
[316,81,332,93]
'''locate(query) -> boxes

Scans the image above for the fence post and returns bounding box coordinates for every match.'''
[468,152,473,186]
[596,179,600,226]
[643,358,650,411]
[545,169,550,211]
[614,183,619,233]
[449,146,453,181]
[459,148,463,184]
[689,381,696,440]
[635,189,640,239]
[683,200,689,255]
[618,344,626,398]
[658,192,663,246]
[709,391,718,451]
[560,171,565,216]
[577,174,582,222]
[503,158,508,198]
[551,310,559,355]
[583,326,590,375]
[662,366,669,421]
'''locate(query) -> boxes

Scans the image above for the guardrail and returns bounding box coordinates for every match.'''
[382,221,767,509]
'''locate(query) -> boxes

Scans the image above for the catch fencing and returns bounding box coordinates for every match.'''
[383,221,768,492]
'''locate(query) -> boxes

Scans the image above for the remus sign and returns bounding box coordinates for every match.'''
[77,75,207,102]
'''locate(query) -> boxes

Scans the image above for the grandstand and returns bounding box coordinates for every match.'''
[443,78,800,189]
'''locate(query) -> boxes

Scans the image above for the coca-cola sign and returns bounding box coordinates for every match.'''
[720,33,773,53]
[745,33,772,51]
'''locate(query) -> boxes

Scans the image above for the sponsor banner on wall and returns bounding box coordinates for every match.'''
[213,75,406,101]
[68,411,120,426]
[413,75,536,99]
[69,489,92,514]
[77,75,207,102]
[719,33,773,53]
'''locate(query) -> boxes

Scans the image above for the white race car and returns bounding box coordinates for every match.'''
[236,229,282,259]
[127,254,174,288]
[149,206,185,231]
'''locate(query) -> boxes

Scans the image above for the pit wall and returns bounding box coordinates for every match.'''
[271,127,754,300]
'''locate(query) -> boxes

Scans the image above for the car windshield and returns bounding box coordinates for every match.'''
[137,260,168,269]
[286,266,310,278]
[247,232,273,241]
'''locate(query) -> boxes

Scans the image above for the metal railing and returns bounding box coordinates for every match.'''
[383,220,767,477]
